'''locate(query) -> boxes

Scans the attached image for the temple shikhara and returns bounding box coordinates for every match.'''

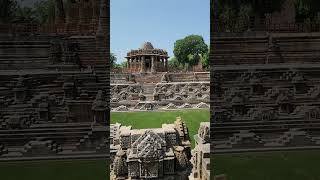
[125,42,169,73]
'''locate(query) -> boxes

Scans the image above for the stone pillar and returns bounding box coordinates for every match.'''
[55,0,65,24]
[133,57,137,71]
[165,58,168,71]
[65,0,72,25]
[78,0,85,33]
[151,56,156,73]
[95,0,108,67]
[160,57,164,71]
[65,0,79,32]
[130,58,133,72]
[127,58,130,70]
[137,56,140,71]
[96,0,108,38]
[91,0,100,29]
[140,56,145,73]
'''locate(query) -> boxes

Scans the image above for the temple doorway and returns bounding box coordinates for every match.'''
[145,58,151,71]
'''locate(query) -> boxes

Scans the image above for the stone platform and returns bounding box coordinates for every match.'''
[111,72,210,111]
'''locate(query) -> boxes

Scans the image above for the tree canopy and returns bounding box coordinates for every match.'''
[110,53,117,68]
[173,35,208,69]
[0,0,55,24]
[294,0,320,22]
[200,47,209,70]
[217,0,286,16]
[216,0,286,32]
[33,0,55,24]
[0,0,18,23]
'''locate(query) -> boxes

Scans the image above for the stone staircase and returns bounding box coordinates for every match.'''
[264,129,307,147]
[134,73,164,83]
[0,40,50,70]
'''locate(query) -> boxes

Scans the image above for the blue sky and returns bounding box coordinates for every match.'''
[111,0,210,63]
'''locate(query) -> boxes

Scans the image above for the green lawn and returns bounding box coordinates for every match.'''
[111,109,210,148]
[213,150,320,180]
[0,159,108,180]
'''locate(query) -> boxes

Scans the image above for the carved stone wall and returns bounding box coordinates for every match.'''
[189,122,210,180]
[110,117,192,179]
[211,64,320,152]
[0,25,109,160]
[111,73,210,111]
[212,32,320,65]
[0,69,109,160]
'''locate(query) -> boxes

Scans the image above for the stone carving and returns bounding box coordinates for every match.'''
[113,150,127,176]
[189,122,210,180]
[198,123,210,143]
[110,117,192,179]
[0,29,109,160]
[92,90,108,125]
[212,33,320,152]
[194,102,210,109]
[111,72,209,111]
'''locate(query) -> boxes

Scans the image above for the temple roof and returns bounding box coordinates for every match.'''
[126,42,169,57]
[141,42,154,50]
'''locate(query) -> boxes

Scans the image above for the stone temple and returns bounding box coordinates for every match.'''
[126,42,169,73]
[0,0,109,160]
[110,117,210,180]
[111,42,210,112]
[110,117,192,179]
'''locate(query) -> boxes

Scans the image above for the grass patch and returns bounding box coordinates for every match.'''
[213,150,320,180]
[0,159,108,180]
[111,109,210,148]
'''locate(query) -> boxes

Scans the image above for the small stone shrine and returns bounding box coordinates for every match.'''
[110,117,192,180]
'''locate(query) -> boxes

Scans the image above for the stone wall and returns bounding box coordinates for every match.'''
[0,19,109,160]
[212,32,320,65]
[110,117,192,179]
[0,68,109,160]
[189,122,210,180]
[211,63,320,152]
[111,73,210,111]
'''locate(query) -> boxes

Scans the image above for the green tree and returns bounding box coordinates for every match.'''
[0,0,18,23]
[168,57,181,70]
[54,0,65,23]
[1,0,59,24]
[110,53,117,68]
[217,0,286,32]
[34,0,55,24]
[173,35,208,68]
[12,6,37,23]
[200,48,209,70]
[294,0,320,22]
[120,61,128,68]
